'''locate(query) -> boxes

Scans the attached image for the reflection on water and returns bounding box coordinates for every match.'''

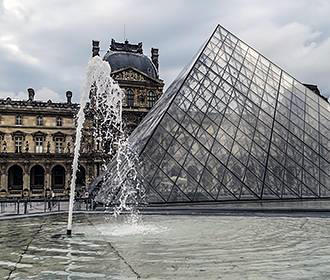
[1,214,330,279]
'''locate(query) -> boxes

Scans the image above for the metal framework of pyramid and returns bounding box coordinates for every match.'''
[97,24,330,204]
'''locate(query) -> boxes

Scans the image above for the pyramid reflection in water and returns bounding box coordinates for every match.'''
[95,24,330,204]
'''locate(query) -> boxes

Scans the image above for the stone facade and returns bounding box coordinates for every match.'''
[0,90,102,198]
[113,68,164,132]
[0,39,164,199]
[0,89,97,197]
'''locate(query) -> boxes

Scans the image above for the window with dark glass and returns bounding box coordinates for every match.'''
[56,116,63,127]
[127,89,134,107]
[54,170,64,185]
[16,115,22,125]
[36,115,43,126]
[30,165,44,187]
[52,165,65,187]
[147,91,157,107]
[8,165,23,189]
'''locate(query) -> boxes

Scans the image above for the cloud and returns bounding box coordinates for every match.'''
[0,87,62,102]
[35,87,62,102]
[0,90,25,100]
[236,21,330,95]
[0,0,329,100]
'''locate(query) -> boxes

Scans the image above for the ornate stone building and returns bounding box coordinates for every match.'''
[95,39,164,132]
[0,39,163,199]
[0,90,95,198]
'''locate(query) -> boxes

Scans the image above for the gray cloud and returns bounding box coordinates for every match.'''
[0,0,329,102]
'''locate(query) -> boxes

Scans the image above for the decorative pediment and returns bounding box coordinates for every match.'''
[32,131,47,140]
[112,67,163,85]
[11,130,26,140]
[52,132,66,140]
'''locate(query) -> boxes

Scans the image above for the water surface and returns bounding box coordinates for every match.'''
[1,214,330,279]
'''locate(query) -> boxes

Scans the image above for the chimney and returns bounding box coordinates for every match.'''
[66,91,72,104]
[92,40,100,57]
[151,48,159,71]
[27,88,35,101]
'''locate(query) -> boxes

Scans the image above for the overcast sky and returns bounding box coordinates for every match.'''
[0,0,329,102]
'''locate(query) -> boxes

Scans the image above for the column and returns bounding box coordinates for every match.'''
[0,164,8,193]
[45,163,51,191]
[23,163,30,197]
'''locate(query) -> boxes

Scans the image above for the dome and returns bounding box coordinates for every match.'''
[103,51,158,80]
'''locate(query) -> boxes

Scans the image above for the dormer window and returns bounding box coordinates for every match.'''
[36,115,43,126]
[56,117,63,127]
[16,115,22,125]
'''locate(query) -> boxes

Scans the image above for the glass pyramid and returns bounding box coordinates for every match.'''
[96,24,330,204]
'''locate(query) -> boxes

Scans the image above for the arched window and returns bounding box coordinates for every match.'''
[30,165,45,190]
[147,91,157,107]
[126,89,134,107]
[51,165,66,189]
[8,165,23,190]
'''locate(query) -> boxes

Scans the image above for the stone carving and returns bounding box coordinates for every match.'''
[66,142,71,153]
[138,93,146,103]
[25,141,29,152]
[2,141,7,153]
[116,69,146,82]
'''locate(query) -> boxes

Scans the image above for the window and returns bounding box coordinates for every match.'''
[52,165,65,188]
[127,89,134,107]
[8,165,23,190]
[55,137,64,153]
[35,136,43,153]
[30,165,45,188]
[147,91,157,107]
[14,136,23,153]
[16,115,22,125]
[56,117,63,127]
[54,170,64,185]
[36,116,43,126]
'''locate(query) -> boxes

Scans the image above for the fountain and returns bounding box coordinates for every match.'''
[1,23,330,279]
[67,55,144,235]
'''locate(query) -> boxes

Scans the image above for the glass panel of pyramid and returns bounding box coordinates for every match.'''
[95,24,330,204]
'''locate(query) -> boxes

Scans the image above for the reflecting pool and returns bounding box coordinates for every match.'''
[1,214,330,279]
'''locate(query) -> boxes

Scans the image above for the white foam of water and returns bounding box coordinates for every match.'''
[68,57,105,232]
[84,56,145,217]
[68,55,146,233]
